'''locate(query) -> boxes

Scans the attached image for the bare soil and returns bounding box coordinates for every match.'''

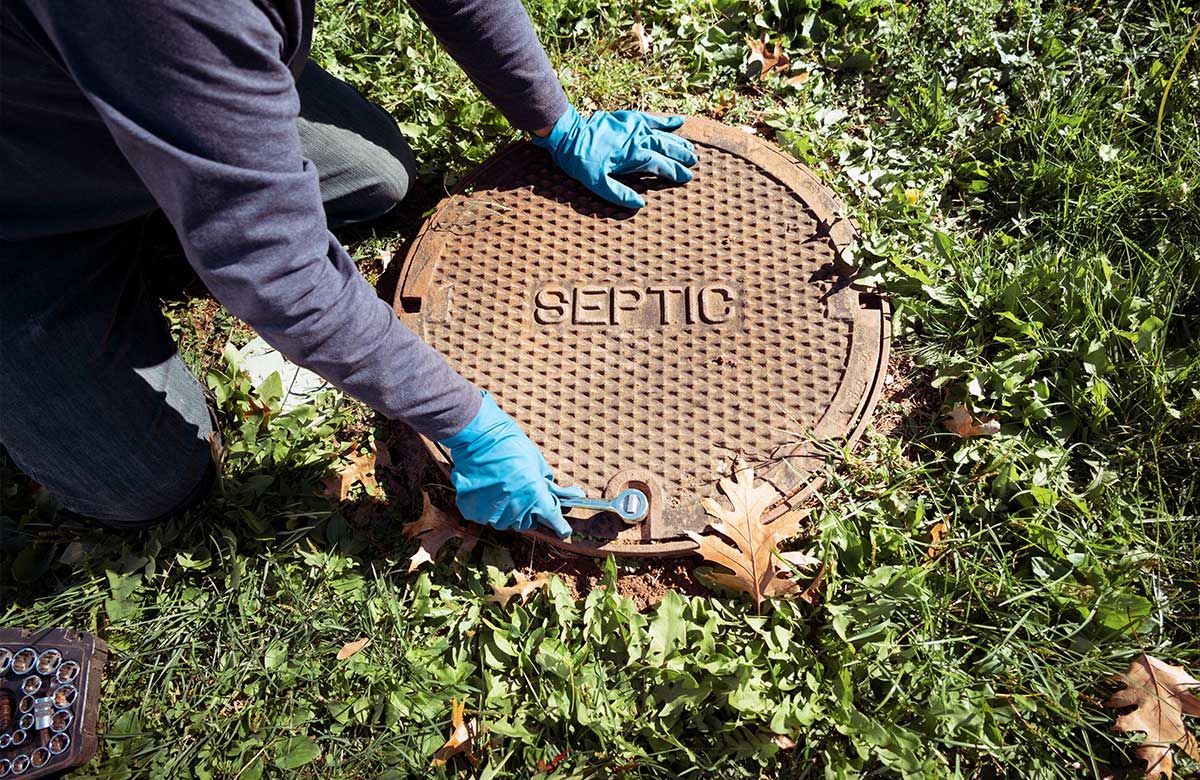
[509,535,710,610]
[876,352,939,438]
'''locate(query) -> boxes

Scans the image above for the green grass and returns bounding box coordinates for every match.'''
[3,0,1199,777]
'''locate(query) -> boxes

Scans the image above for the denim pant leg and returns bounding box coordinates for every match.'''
[0,224,214,525]
[296,60,418,227]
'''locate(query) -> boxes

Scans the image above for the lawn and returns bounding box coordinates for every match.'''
[2,0,1198,778]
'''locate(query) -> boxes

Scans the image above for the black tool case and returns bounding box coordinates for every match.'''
[0,628,108,778]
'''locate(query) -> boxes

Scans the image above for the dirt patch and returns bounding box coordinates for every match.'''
[507,535,710,610]
[876,352,940,438]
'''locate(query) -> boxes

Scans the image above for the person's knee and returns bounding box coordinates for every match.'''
[296,62,420,225]
[5,426,213,527]
[1,340,217,526]
[359,152,415,216]
[84,453,213,527]
[302,118,417,225]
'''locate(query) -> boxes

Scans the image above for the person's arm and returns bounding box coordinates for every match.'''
[25,0,479,439]
[408,0,698,210]
[406,0,568,132]
[26,0,583,538]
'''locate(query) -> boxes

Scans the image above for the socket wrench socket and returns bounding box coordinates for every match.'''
[35,650,61,676]
[52,684,76,708]
[10,649,36,675]
[50,709,72,733]
[55,661,79,684]
[48,732,70,755]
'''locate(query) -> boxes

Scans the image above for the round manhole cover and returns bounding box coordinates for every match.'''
[395,117,889,556]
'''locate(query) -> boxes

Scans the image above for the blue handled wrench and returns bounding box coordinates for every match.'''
[560,488,649,523]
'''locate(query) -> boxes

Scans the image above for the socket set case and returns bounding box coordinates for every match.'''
[0,628,107,778]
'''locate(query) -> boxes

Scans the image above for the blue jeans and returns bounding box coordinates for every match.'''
[0,61,416,525]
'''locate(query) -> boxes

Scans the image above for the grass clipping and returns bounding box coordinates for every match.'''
[686,462,820,609]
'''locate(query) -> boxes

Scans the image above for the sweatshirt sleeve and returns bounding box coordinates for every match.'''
[24,0,481,439]
[407,0,569,131]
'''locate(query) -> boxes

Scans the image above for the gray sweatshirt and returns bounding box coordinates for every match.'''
[0,0,569,439]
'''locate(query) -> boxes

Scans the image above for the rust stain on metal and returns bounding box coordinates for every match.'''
[395,118,889,556]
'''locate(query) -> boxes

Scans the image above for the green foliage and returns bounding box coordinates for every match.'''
[2,0,1198,778]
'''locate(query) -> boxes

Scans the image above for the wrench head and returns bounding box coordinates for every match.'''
[613,488,649,522]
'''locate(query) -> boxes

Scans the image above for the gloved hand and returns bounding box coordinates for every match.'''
[439,391,584,538]
[532,105,698,209]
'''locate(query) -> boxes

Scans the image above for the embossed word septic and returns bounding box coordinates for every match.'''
[533,283,738,327]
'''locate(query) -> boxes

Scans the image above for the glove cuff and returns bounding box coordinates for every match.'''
[439,390,505,449]
[530,105,581,154]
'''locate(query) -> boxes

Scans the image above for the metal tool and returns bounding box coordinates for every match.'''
[0,628,108,779]
[560,488,649,523]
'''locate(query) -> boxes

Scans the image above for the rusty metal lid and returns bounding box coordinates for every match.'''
[395,118,889,556]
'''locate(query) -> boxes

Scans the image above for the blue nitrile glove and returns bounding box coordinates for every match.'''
[532,105,698,209]
[439,391,584,539]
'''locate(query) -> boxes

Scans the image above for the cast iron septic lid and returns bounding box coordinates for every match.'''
[395,117,889,556]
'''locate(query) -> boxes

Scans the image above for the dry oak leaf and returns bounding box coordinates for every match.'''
[944,402,1001,437]
[1105,654,1200,779]
[335,637,371,661]
[488,572,550,608]
[746,35,791,80]
[430,699,477,768]
[622,21,651,57]
[403,491,481,572]
[322,447,379,501]
[685,462,815,609]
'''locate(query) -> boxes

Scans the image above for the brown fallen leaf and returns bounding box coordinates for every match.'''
[926,521,948,561]
[621,21,651,57]
[686,462,814,609]
[746,35,790,80]
[430,699,477,768]
[372,437,392,470]
[243,395,272,424]
[1105,653,1200,779]
[403,491,481,572]
[770,734,797,750]
[335,637,371,661]
[711,91,737,118]
[785,70,810,87]
[794,563,828,606]
[323,447,379,501]
[944,402,1001,437]
[488,572,551,608]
